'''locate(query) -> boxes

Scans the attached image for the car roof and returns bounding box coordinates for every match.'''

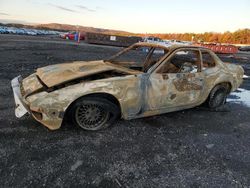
[133,42,207,51]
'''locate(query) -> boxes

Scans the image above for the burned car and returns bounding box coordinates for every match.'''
[11,42,244,131]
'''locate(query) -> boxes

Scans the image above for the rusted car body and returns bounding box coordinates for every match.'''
[11,42,244,130]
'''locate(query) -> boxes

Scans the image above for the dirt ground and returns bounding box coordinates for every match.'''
[0,34,250,187]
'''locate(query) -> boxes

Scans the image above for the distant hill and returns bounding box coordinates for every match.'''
[0,22,133,36]
[35,23,133,36]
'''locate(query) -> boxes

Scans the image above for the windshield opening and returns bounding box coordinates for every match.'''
[106,45,168,72]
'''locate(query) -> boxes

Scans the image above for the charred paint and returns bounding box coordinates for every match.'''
[173,78,202,91]
[12,43,244,130]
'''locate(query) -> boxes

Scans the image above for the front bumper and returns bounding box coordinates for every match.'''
[11,76,63,130]
[11,76,30,117]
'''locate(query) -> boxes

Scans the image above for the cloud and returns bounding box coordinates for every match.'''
[0,12,10,16]
[49,3,78,13]
[0,19,33,24]
[96,6,103,10]
[76,5,95,12]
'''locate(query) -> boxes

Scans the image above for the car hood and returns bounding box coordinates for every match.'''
[36,60,141,88]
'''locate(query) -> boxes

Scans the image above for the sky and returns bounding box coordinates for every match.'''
[0,0,249,33]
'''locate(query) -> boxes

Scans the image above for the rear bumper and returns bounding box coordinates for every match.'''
[11,76,30,118]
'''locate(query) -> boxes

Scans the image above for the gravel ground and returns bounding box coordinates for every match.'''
[0,34,250,187]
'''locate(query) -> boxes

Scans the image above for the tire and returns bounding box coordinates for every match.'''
[68,97,120,131]
[208,85,228,109]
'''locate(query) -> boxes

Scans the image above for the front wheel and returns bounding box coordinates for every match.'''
[69,97,120,131]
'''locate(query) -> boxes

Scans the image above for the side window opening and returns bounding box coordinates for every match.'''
[202,51,216,69]
[157,49,201,74]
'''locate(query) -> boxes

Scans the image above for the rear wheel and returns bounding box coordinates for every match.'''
[208,85,228,109]
[69,97,120,131]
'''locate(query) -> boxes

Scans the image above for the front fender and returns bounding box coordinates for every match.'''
[26,76,142,129]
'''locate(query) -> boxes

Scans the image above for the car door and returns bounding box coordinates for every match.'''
[145,48,205,111]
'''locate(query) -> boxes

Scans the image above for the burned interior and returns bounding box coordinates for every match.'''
[156,49,202,74]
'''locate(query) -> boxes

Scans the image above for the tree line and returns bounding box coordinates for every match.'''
[143,29,250,44]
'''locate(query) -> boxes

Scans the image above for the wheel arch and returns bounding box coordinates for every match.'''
[204,81,232,103]
[64,92,122,120]
[212,81,232,94]
[201,81,232,105]
[212,73,235,92]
